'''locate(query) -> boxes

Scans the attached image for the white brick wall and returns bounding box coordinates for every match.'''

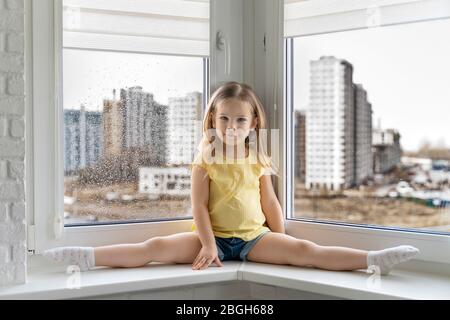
[0,0,26,286]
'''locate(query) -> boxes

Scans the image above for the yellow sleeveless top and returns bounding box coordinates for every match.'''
[190,149,270,241]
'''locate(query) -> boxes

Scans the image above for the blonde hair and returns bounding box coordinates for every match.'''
[199,82,278,175]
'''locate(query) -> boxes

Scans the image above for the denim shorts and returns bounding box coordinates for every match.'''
[215,231,270,262]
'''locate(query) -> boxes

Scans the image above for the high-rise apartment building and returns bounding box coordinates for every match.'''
[354,84,374,184]
[120,87,168,165]
[306,56,356,191]
[103,91,124,157]
[64,106,102,173]
[305,57,375,191]
[167,92,203,165]
[295,110,306,182]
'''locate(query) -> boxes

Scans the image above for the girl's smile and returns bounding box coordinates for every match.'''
[212,98,257,147]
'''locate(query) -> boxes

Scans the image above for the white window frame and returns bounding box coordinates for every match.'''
[27,0,450,266]
[29,0,215,253]
[283,0,450,265]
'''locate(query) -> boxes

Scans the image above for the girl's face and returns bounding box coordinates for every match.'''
[212,98,258,147]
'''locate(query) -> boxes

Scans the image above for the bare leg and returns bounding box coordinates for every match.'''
[94,242,152,268]
[306,245,368,271]
[247,233,368,271]
[95,232,202,268]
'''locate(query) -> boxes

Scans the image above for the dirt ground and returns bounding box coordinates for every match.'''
[65,181,191,222]
[294,196,450,230]
[64,180,450,232]
[65,199,192,222]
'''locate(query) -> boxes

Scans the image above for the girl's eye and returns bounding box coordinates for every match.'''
[220,116,228,121]
[238,118,247,122]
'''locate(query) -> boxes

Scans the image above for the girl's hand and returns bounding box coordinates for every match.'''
[192,246,223,270]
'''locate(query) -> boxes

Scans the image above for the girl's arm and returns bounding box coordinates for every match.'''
[260,174,285,234]
[191,166,216,249]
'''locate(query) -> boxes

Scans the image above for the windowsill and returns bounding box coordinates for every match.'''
[1,256,450,300]
[0,256,240,300]
[239,261,450,300]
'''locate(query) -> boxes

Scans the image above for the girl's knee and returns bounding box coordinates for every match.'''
[295,240,318,255]
[143,236,164,251]
[290,240,318,266]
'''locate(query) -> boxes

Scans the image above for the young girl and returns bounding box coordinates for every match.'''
[44,82,419,275]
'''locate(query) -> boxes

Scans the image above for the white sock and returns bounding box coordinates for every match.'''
[43,247,95,271]
[367,245,419,275]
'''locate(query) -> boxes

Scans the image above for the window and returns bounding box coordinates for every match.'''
[286,0,450,234]
[30,0,450,262]
[61,0,209,226]
[32,0,210,252]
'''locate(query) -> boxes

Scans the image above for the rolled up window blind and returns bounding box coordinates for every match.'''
[284,0,450,38]
[63,0,210,56]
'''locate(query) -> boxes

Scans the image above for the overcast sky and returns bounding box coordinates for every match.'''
[63,17,450,153]
[294,18,450,152]
[63,49,204,110]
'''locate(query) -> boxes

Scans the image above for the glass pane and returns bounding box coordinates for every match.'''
[292,18,450,233]
[63,0,208,225]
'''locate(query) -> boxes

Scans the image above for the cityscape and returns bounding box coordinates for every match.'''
[64,87,203,224]
[63,57,450,232]
[294,56,450,232]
